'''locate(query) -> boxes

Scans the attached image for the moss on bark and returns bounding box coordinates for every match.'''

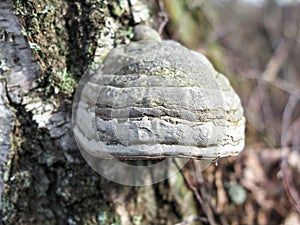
[1,1,199,224]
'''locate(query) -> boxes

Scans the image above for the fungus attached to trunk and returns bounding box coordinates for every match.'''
[72,25,245,184]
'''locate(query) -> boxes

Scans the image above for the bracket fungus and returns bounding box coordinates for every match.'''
[72,25,245,161]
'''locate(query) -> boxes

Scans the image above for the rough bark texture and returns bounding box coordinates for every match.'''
[0,0,199,224]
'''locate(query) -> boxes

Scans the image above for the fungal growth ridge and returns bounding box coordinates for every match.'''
[72,26,245,160]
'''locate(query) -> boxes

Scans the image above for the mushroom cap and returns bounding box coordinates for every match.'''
[72,34,245,160]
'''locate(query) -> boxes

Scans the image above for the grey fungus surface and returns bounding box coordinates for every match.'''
[72,26,245,160]
[133,25,162,41]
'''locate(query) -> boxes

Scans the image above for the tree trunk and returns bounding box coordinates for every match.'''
[0,0,199,224]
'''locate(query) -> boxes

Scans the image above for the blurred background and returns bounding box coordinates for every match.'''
[154,0,300,224]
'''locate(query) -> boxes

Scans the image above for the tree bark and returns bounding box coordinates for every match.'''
[0,0,199,224]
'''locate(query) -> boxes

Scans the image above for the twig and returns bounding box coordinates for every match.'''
[194,160,218,225]
[245,72,300,100]
[242,38,298,141]
[156,0,168,35]
[257,80,275,138]
[280,148,300,214]
[172,159,218,225]
[280,93,300,214]
[262,39,294,82]
[281,94,298,146]
[242,36,299,98]
[173,159,203,205]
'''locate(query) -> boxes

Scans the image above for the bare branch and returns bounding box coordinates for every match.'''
[262,39,294,82]
[156,0,169,35]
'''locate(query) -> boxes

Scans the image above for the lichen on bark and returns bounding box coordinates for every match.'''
[1,0,200,224]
